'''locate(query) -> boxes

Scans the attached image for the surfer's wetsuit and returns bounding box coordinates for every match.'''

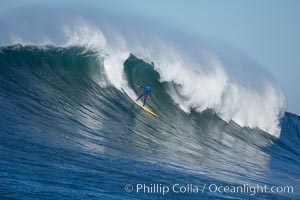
[136,85,151,106]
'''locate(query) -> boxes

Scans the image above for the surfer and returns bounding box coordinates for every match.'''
[136,84,151,106]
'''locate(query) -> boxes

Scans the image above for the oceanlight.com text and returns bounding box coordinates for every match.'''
[125,183,294,196]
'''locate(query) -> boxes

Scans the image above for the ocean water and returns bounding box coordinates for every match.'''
[0,45,299,199]
[0,2,299,200]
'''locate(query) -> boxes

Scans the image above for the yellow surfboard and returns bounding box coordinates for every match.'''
[135,101,157,117]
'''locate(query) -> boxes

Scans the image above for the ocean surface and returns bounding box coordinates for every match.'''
[0,2,299,199]
[0,45,299,199]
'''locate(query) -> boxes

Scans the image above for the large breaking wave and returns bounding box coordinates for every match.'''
[0,44,299,199]
[2,16,286,136]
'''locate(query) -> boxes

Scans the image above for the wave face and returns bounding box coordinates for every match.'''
[0,45,299,199]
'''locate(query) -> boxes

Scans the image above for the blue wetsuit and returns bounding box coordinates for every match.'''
[142,85,151,96]
[136,85,151,106]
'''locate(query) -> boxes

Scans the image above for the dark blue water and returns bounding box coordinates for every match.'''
[0,46,299,199]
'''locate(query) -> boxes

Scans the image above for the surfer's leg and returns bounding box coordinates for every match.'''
[136,94,144,101]
[143,94,148,106]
